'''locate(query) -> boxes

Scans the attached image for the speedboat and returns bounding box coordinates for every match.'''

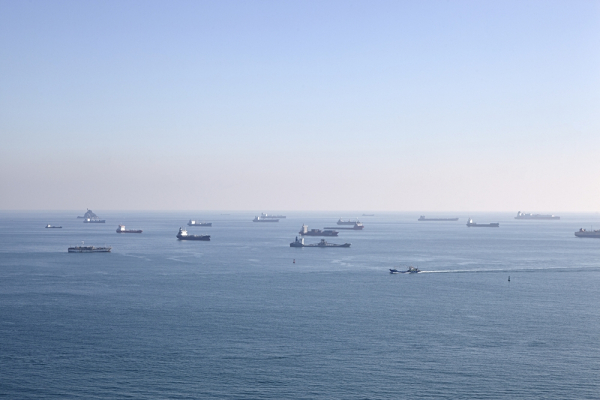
[390,266,420,274]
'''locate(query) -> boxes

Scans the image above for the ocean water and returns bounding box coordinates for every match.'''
[1,211,600,399]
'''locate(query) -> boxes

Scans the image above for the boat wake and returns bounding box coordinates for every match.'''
[419,266,600,274]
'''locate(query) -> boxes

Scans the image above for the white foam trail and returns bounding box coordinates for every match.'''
[418,266,600,274]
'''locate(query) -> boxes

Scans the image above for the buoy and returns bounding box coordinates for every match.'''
[508,276,510,282]
[293,259,295,264]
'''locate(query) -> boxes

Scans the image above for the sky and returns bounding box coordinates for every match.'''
[1,0,599,211]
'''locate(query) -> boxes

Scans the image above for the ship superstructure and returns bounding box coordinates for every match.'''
[299,224,338,236]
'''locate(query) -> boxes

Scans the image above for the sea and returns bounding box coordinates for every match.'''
[1,211,599,399]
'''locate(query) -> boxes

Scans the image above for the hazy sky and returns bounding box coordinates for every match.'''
[1,0,599,211]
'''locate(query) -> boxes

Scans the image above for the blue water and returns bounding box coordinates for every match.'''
[1,211,600,399]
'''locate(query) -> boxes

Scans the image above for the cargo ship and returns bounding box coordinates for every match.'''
[45,224,62,228]
[299,224,338,236]
[260,213,286,219]
[362,214,375,216]
[466,218,499,228]
[187,220,212,226]
[515,211,560,220]
[418,216,459,221]
[574,228,600,238]
[325,222,364,230]
[290,237,351,248]
[337,218,360,225]
[84,218,105,223]
[253,216,279,222]
[116,225,142,233]
[68,242,111,253]
[176,227,210,241]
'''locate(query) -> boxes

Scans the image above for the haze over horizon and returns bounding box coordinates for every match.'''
[1,0,599,212]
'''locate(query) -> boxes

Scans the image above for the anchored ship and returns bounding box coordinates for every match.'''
[299,224,338,236]
[116,225,142,233]
[325,222,364,230]
[515,211,560,220]
[337,218,360,225]
[260,213,286,219]
[290,237,351,248]
[45,224,62,228]
[176,227,210,241]
[187,220,212,227]
[84,218,105,223]
[418,216,459,221]
[466,218,499,228]
[575,228,600,238]
[68,242,111,253]
[253,216,279,222]
[81,208,105,223]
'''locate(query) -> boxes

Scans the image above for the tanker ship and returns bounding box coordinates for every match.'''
[466,218,499,228]
[253,216,279,222]
[188,220,212,226]
[325,222,364,230]
[260,213,286,219]
[116,225,142,233]
[176,227,210,241]
[68,242,111,253]
[418,216,459,221]
[337,218,360,225]
[515,211,560,220]
[290,237,351,248]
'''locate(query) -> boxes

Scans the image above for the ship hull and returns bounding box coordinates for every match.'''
[253,219,279,222]
[177,235,210,241]
[419,218,459,221]
[467,223,499,228]
[515,216,560,220]
[117,230,142,233]
[300,232,339,236]
[575,232,600,238]
[325,226,363,230]
[84,220,105,223]
[187,223,212,226]
[290,243,351,248]
[68,247,111,253]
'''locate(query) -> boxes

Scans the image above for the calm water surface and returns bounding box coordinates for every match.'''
[1,211,600,399]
